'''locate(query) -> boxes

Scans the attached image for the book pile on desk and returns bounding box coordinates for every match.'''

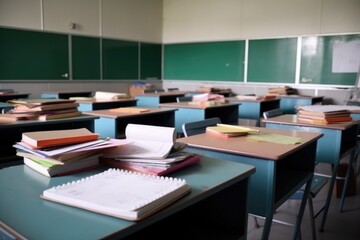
[297,105,353,125]
[101,124,202,176]
[235,94,277,101]
[268,86,297,95]
[5,98,82,121]
[206,124,259,138]
[13,128,128,177]
[188,93,228,107]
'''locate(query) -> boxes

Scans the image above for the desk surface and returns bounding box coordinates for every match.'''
[135,91,187,97]
[0,115,98,128]
[75,98,136,104]
[160,101,240,109]
[0,157,255,240]
[262,114,358,130]
[178,127,322,161]
[278,95,324,100]
[226,97,280,103]
[83,108,177,119]
[42,90,92,95]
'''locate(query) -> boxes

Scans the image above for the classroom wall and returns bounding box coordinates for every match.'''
[0,0,359,104]
[162,0,360,104]
[0,0,163,97]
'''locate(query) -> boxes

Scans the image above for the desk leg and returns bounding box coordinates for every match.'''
[319,163,339,232]
[293,177,312,240]
[340,148,356,212]
[262,213,274,240]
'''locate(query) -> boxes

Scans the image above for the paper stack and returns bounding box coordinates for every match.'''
[13,128,128,177]
[6,98,82,121]
[101,124,202,176]
[297,105,353,125]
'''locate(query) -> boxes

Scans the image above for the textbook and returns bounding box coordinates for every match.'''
[41,168,190,221]
[94,91,130,100]
[24,155,100,177]
[22,128,99,149]
[103,124,178,159]
[109,107,150,113]
[0,113,38,122]
[37,110,82,120]
[206,124,259,138]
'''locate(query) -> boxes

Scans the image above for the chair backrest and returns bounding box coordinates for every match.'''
[144,89,156,93]
[177,96,193,102]
[155,89,165,92]
[263,108,283,119]
[182,117,221,137]
[167,88,179,91]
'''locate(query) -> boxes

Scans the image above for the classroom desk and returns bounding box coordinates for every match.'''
[0,93,30,102]
[226,97,280,126]
[262,115,358,232]
[76,98,137,111]
[83,108,176,139]
[0,156,255,240]
[186,89,233,97]
[0,115,98,167]
[177,127,322,240]
[159,102,239,133]
[135,91,187,107]
[41,91,92,99]
[279,95,324,114]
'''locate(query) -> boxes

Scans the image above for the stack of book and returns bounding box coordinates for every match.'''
[13,128,128,177]
[268,86,297,95]
[206,124,260,138]
[189,93,228,107]
[101,124,202,176]
[5,98,82,121]
[297,105,353,125]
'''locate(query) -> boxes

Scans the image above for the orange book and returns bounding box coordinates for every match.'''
[22,128,99,149]
[109,107,150,113]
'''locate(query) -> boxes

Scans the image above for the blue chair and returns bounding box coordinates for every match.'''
[176,96,193,102]
[263,108,283,119]
[182,117,221,137]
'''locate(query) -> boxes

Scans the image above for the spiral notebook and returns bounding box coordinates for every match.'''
[41,168,190,221]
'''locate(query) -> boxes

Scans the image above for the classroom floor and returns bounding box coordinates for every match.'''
[247,162,360,240]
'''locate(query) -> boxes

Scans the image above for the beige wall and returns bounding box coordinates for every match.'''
[162,0,360,43]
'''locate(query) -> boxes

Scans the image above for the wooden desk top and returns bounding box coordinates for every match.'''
[178,127,322,161]
[76,98,136,104]
[0,115,98,128]
[42,90,92,94]
[226,97,280,103]
[262,114,358,130]
[135,91,187,97]
[83,107,177,119]
[277,95,324,99]
[160,102,240,109]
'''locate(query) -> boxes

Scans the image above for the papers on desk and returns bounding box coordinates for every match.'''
[246,132,302,145]
[102,124,201,175]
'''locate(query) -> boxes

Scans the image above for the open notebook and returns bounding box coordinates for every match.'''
[41,168,190,221]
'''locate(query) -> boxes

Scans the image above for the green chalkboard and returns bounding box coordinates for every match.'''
[102,39,138,80]
[300,34,360,85]
[0,27,69,80]
[140,43,162,80]
[247,38,297,83]
[164,41,245,81]
[72,35,100,80]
